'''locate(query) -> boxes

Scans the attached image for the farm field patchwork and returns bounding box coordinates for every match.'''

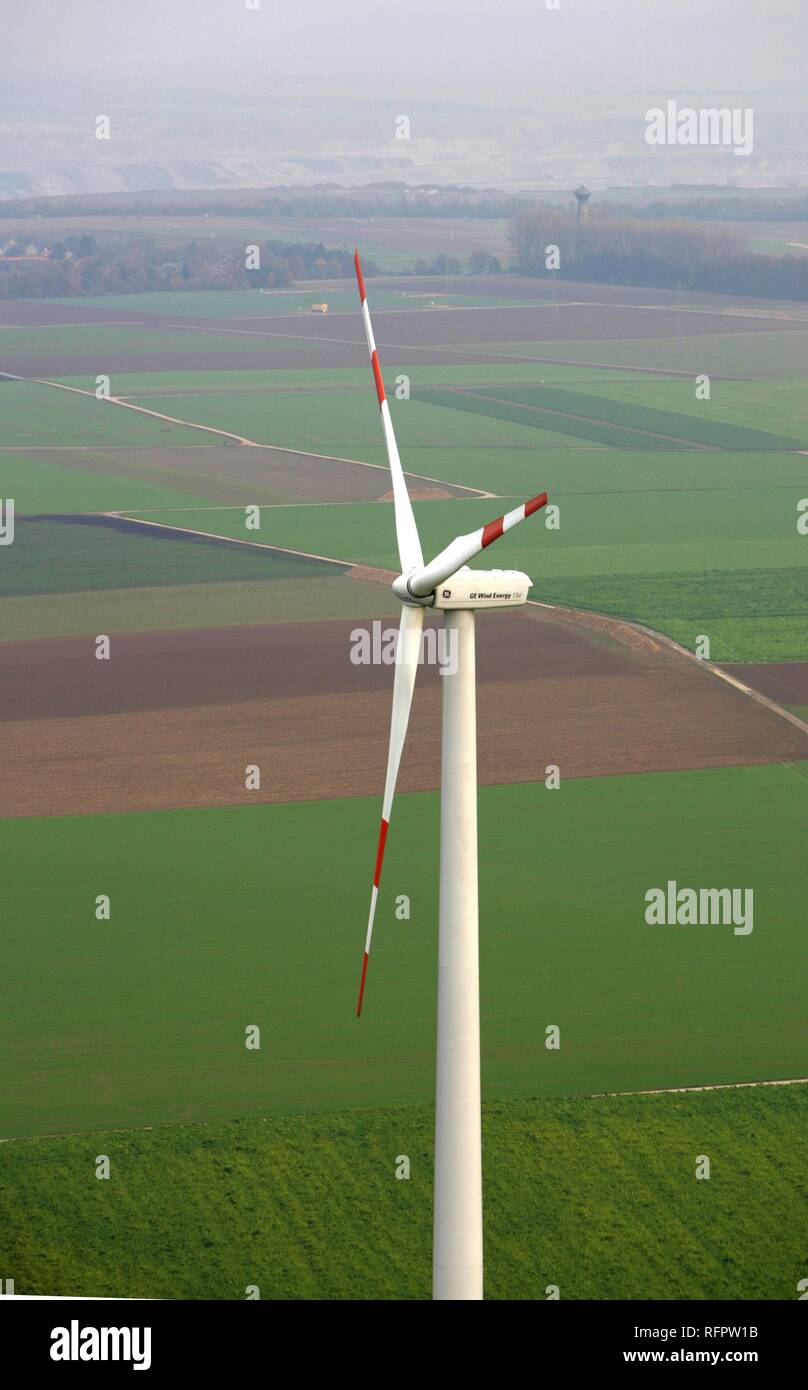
[121,388,586,463]
[129,485,808,662]
[2,279,807,1301]
[2,443,437,510]
[4,606,804,818]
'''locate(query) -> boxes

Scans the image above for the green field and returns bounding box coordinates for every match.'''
[0,575,398,641]
[1,764,805,1141]
[0,450,213,515]
[130,487,808,661]
[2,1086,806,1300]
[581,376,808,443]
[453,329,808,379]
[0,516,344,599]
[0,322,324,361]
[105,382,587,458]
[0,381,206,448]
[47,284,532,320]
[416,383,807,451]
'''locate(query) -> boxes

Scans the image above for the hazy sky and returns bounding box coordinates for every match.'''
[3,0,806,95]
[2,0,805,196]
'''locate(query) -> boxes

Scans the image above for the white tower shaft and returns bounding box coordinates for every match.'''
[433,609,483,1300]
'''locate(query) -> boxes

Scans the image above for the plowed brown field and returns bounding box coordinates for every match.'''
[721,662,808,708]
[2,607,805,818]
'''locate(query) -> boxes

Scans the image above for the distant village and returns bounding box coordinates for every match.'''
[0,235,365,298]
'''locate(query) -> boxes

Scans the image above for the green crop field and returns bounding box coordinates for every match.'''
[416,383,806,451]
[452,330,808,380]
[0,380,206,449]
[2,1087,806,1300]
[0,450,213,515]
[108,383,591,459]
[0,322,323,362]
[132,484,808,661]
[0,516,344,599]
[580,376,808,442]
[418,385,684,450]
[1,764,805,1141]
[0,575,398,642]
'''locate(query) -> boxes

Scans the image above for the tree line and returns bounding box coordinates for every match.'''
[0,187,526,222]
[603,193,808,223]
[509,209,808,300]
[0,238,371,299]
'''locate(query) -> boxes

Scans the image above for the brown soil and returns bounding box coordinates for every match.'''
[2,608,805,818]
[237,302,808,349]
[720,662,808,707]
[4,290,804,382]
[348,565,398,586]
[0,302,148,327]
[0,346,531,377]
[535,603,662,653]
[378,486,454,501]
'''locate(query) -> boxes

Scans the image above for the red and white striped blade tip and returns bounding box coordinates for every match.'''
[356,815,390,1016]
[354,249,366,300]
[356,952,369,1016]
[483,490,547,544]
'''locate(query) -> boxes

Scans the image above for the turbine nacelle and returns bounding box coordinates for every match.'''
[394,567,533,610]
[392,491,548,604]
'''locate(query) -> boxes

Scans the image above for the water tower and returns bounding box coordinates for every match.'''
[574,184,591,223]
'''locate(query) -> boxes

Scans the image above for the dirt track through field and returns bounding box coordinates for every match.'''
[720,661,808,706]
[5,375,490,498]
[2,289,807,818]
[2,606,805,818]
[16,444,475,506]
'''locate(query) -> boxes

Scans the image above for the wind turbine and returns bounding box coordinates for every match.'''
[353,251,548,1301]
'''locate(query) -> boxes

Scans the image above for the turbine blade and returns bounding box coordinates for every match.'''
[354,250,423,576]
[408,491,548,597]
[356,602,424,1016]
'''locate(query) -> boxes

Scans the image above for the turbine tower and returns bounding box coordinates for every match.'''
[353,251,548,1301]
